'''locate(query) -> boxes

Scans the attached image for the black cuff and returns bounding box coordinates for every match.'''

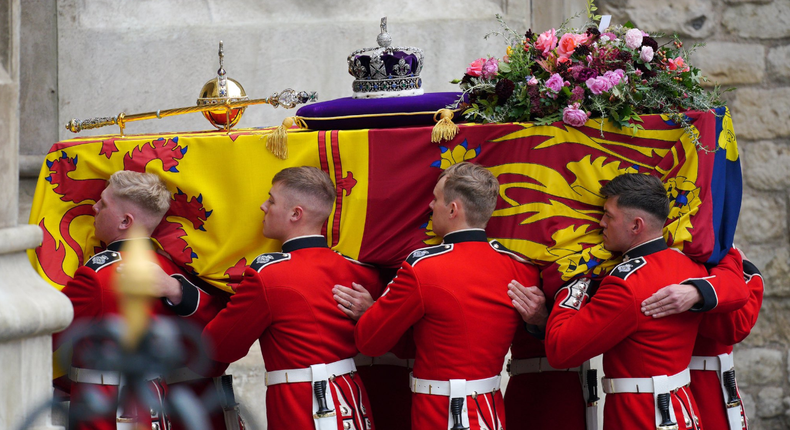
[525,323,546,341]
[164,274,200,316]
[682,278,717,312]
[743,259,761,278]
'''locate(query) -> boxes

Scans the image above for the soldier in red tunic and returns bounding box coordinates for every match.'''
[158,166,382,430]
[52,171,185,430]
[54,170,242,430]
[641,251,763,430]
[543,173,748,430]
[349,162,541,430]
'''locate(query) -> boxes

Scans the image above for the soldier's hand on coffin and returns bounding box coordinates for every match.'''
[508,280,548,328]
[333,282,374,321]
[117,261,184,305]
[640,283,702,318]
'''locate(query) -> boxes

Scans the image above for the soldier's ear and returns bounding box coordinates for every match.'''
[291,205,304,222]
[448,201,459,218]
[119,213,134,230]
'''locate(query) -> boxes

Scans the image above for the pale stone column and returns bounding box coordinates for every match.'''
[0,0,73,429]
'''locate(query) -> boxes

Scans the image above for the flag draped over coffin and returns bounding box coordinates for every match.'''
[29,106,741,298]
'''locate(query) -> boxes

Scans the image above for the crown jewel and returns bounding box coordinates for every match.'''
[347,17,424,99]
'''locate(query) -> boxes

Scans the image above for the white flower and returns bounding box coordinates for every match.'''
[625,28,643,50]
[640,46,654,63]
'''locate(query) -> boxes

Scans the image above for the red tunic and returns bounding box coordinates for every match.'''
[545,239,748,430]
[54,239,186,430]
[355,229,541,430]
[181,235,382,430]
[691,255,763,430]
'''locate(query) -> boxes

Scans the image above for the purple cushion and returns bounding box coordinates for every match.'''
[295,92,464,130]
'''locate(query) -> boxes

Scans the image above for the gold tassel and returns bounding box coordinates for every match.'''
[265,117,296,159]
[431,109,459,143]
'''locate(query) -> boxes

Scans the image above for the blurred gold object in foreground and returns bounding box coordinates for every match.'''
[115,225,156,351]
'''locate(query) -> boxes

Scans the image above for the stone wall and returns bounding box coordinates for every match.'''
[598,0,790,428]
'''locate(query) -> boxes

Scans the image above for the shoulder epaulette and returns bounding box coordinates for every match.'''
[406,244,453,267]
[489,240,530,264]
[335,251,375,267]
[609,257,646,280]
[85,250,122,272]
[250,252,290,272]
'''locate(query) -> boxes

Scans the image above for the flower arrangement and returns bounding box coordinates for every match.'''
[453,1,727,143]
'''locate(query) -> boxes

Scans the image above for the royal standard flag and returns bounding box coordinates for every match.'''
[30,107,741,300]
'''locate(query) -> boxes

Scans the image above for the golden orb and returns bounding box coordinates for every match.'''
[197,41,249,129]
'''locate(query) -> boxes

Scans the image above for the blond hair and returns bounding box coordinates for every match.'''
[272,166,336,220]
[438,162,499,227]
[108,171,170,219]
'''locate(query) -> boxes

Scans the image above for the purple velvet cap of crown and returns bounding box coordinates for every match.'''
[351,51,420,79]
[296,92,465,130]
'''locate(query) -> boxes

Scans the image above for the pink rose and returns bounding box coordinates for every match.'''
[545,73,564,92]
[535,29,558,55]
[557,33,588,58]
[563,103,590,127]
[481,57,499,80]
[586,76,613,95]
[625,28,643,50]
[639,46,654,63]
[603,69,626,87]
[466,58,486,77]
[527,76,539,86]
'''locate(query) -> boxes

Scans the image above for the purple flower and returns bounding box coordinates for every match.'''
[481,57,499,80]
[640,46,654,63]
[563,103,589,127]
[545,73,564,92]
[573,67,598,82]
[625,28,643,50]
[586,76,612,95]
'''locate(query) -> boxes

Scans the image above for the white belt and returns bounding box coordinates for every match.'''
[689,352,744,430]
[69,367,122,385]
[409,372,501,396]
[688,352,734,373]
[265,357,356,386]
[508,357,580,376]
[602,368,690,394]
[69,367,161,386]
[354,352,413,368]
[603,368,691,429]
[165,367,208,385]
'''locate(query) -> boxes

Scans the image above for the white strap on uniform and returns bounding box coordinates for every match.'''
[690,352,743,430]
[409,372,501,396]
[265,357,356,386]
[353,352,413,368]
[580,360,599,430]
[601,368,690,394]
[508,357,580,375]
[410,373,500,430]
[603,368,690,429]
[69,367,122,385]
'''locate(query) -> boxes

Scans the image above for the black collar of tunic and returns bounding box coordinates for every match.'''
[107,238,156,252]
[443,229,488,244]
[623,237,668,261]
[282,236,328,253]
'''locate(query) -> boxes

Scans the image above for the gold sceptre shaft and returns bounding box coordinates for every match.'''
[64,89,318,135]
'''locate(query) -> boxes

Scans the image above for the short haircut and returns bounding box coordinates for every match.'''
[272,166,336,219]
[438,162,499,227]
[600,173,669,224]
[109,171,170,219]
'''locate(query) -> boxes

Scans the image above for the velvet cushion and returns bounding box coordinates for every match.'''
[295,92,464,130]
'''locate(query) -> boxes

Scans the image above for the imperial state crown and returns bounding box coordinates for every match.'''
[347,17,424,99]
